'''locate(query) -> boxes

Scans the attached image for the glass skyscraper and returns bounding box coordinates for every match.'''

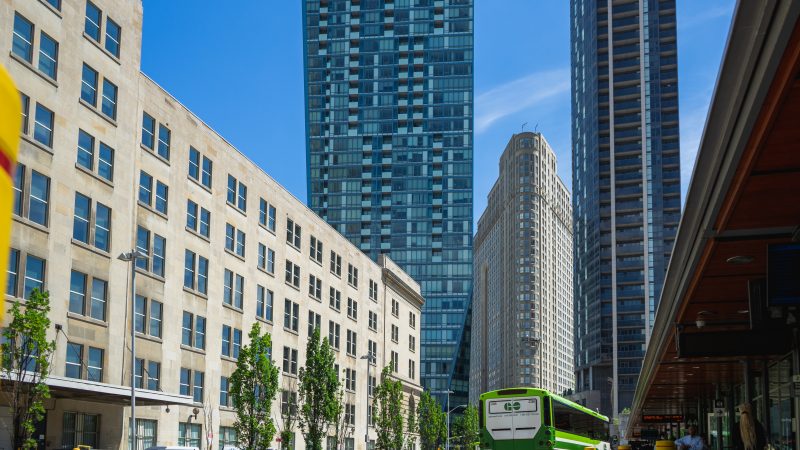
[570,0,681,417]
[302,0,474,404]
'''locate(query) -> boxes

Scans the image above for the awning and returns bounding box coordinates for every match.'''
[628,0,800,434]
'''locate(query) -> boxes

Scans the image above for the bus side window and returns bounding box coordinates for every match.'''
[543,396,552,427]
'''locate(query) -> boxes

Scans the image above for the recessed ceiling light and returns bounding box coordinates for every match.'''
[737,309,749,314]
[692,366,700,369]
[726,255,754,264]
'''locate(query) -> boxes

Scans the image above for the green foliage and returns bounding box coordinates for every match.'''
[298,328,340,450]
[372,364,405,449]
[330,388,353,450]
[230,322,280,449]
[1,289,56,450]
[406,394,419,449]
[418,391,447,450]
[452,404,479,449]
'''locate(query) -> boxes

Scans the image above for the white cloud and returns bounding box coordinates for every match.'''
[475,68,571,134]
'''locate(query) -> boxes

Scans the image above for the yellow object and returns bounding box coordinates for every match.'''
[619,445,632,450]
[585,447,595,450]
[656,440,676,450]
[0,64,21,322]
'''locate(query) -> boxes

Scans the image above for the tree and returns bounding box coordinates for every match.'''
[452,404,479,449]
[230,322,280,449]
[372,364,405,449]
[418,391,447,450]
[0,289,56,450]
[405,395,418,450]
[329,388,353,450]
[298,328,340,450]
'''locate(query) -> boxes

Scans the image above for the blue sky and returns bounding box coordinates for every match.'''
[141,0,735,224]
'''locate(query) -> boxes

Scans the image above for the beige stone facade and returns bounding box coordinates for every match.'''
[469,132,573,404]
[0,0,423,449]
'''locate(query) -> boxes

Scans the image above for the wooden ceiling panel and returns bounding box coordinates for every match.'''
[725,172,800,230]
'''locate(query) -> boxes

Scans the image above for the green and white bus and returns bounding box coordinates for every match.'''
[479,388,610,450]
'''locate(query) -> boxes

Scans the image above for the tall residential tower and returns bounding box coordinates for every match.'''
[570,0,681,417]
[302,0,474,404]
[470,132,573,404]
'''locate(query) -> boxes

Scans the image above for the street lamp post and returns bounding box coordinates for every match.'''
[119,249,146,449]
[361,353,372,447]
[445,390,454,450]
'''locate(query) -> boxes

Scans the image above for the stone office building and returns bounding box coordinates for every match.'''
[0,0,423,448]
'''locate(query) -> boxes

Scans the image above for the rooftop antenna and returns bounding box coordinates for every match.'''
[534,123,539,133]
[521,122,528,132]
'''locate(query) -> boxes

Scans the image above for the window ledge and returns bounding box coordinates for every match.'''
[330,272,342,279]
[38,0,63,17]
[309,295,322,303]
[311,258,323,268]
[255,317,273,326]
[283,328,299,336]
[180,344,206,356]
[140,143,171,166]
[221,355,238,363]
[226,201,247,217]
[281,373,298,379]
[12,215,49,234]
[135,267,165,284]
[188,177,212,195]
[258,223,277,236]
[347,315,358,323]
[79,98,117,127]
[137,200,169,221]
[9,52,58,88]
[70,238,111,259]
[257,266,275,278]
[20,134,54,155]
[222,303,243,314]
[135,332,163,344]
[224,248,246,262]
[287,243,301,253]
[82,32,121,65]
[329,305,340,313]
[75,163,114,189]
[185,227,211,243]
[66,312,108,327]
[182,286,208,300]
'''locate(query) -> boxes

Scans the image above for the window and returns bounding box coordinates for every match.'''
[12,14,33,63]
[81,64,98,106]
[223,269,244,309]
[282,346,298,375]
[6,250,47,300]
[183,250,208,295]
[347,297,358,320]
[309,275,322,301]
[178,422,201,447]
[33,103,54,148]
[408,360,416,380]
[188,147,213,189]
[141,112,155,149]
[409,312,417,329]
[135,226,166,277]
[62,412,99,449]
[330,251,342,276]
[227,175,247,211]
[85,1,102,41]
[284,299,300,332]
[220,377,231,407]
[368,340,377,363]
[310,236,323,263]
[328,321,340,349]
[186,200,211,238]
[259,198,276,231]
[77,130,114,182]
[12,164,50,227]
[157,124,170,160]
[256,285,274,322]
[105,17,121,57]
[101,78,117,119]
[346,330,357,356]
[347,264,358,288]
[20,93,29,134]
[329,287,341,311]
[134,295,162,338]
[345,368,356,391]
[390,351,398,373]
[129,419,157,450]
[221,325,242,359]
[68,270,107,321]
[225,223,246,257]
[369,280,379,301]
[368,311,378,331]
[38,32,58,80]
[344,404,356,426]
[281,390,298,416]
[138,171,168,215]
[409,335,416,352]
[182,311,206,350]
[285,260,300,288]
[286,218,301,248]
[308,311,321,337]
[220,426,237,447]
[65,343,104,382]
[257,243,267,270]
[368,374,376,397]
[391,324,399,343]
[73,192,111,252]
[134,358,160,390]
[391,299,400,317]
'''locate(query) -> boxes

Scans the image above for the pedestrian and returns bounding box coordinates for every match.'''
[674,425,706,450]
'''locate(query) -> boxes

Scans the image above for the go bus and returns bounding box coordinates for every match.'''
[479,388,610,450]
